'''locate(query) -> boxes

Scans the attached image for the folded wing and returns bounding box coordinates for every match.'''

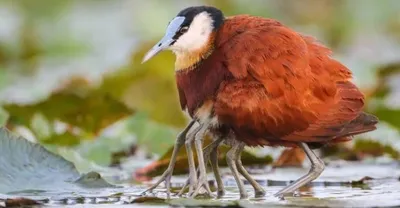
[214,18,369,145]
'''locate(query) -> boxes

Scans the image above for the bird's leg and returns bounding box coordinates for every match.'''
[185,124,202,196]
[209,138,225,198]
[235,142,266,198]
[274,142,325,197]
[177,136,223,196]
[141,120,196,198]
[227,141,248,199]
[191,123,213,198]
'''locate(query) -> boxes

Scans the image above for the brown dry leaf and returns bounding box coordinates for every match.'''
[273,148,306,167]
[131,196,165,204]
[4,197,41,207]
[350,176,374,186]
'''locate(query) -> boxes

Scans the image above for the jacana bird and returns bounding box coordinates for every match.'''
[141,5,378,199]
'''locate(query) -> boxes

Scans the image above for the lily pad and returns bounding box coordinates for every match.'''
[0,127,115,194]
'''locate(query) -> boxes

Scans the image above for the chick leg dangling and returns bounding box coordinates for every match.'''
[190,122,213,198]
[209,139,225,198]
[206,138,265,199]
[177,136,224,197]
[184,124,202,196]
[235,142,266,197]
[274,142,325,197]
[226,141,248,199]
[141,120,196,198]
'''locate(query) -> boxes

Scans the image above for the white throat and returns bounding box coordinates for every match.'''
[171,11,214,53]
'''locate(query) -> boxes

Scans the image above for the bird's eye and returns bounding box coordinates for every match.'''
[179,27,188,33]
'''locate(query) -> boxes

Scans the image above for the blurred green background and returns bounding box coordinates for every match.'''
[1,0,400,180]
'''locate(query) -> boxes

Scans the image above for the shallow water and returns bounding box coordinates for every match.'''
[1,162,400,207]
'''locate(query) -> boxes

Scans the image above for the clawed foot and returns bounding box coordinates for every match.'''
[176,170,198,197]
[255,189,266,198]
[176,173,214,198]
[176,179,190,197]
[141,168,173,198]
[190,174,213,198]
[217,189,225,198]
[177,151,213,198]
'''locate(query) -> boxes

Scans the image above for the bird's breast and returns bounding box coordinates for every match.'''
[175,53,233,118]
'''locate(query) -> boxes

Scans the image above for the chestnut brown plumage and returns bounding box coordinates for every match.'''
[141,6,378,199]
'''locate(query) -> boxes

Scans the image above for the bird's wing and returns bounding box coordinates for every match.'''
[282,81,365,142]
[214,22,363,142]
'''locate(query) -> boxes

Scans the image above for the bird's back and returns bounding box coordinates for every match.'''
[213,15,378,147]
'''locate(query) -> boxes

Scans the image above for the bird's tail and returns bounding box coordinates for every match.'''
[336,112,378,138]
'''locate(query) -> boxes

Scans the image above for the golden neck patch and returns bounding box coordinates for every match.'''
[174,33,216,71]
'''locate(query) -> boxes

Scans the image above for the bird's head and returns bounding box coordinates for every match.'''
[142,6,224,69]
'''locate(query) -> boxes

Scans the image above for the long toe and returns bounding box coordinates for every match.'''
[141,168,173,196]
[190,187,214,199]
[255,189,266,198]
[190,179,214,199]
[240,192,249,200]
[274,191,294,198]
[217,189,225,198]
[141,185,156,195]
[176,184,188,197]
[187,183,197,197]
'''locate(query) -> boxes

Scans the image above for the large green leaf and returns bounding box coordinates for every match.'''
[0,127,115,194]
[3,76,134,146]
[368,62,400,129]
[2,40,188,147]
[126,112,179,156]
[0,108,8,127]
[101,41,188,128]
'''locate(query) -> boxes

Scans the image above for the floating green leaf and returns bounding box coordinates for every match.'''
[0,127,115,194]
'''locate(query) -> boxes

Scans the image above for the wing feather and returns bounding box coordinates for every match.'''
[214,17,363,143]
